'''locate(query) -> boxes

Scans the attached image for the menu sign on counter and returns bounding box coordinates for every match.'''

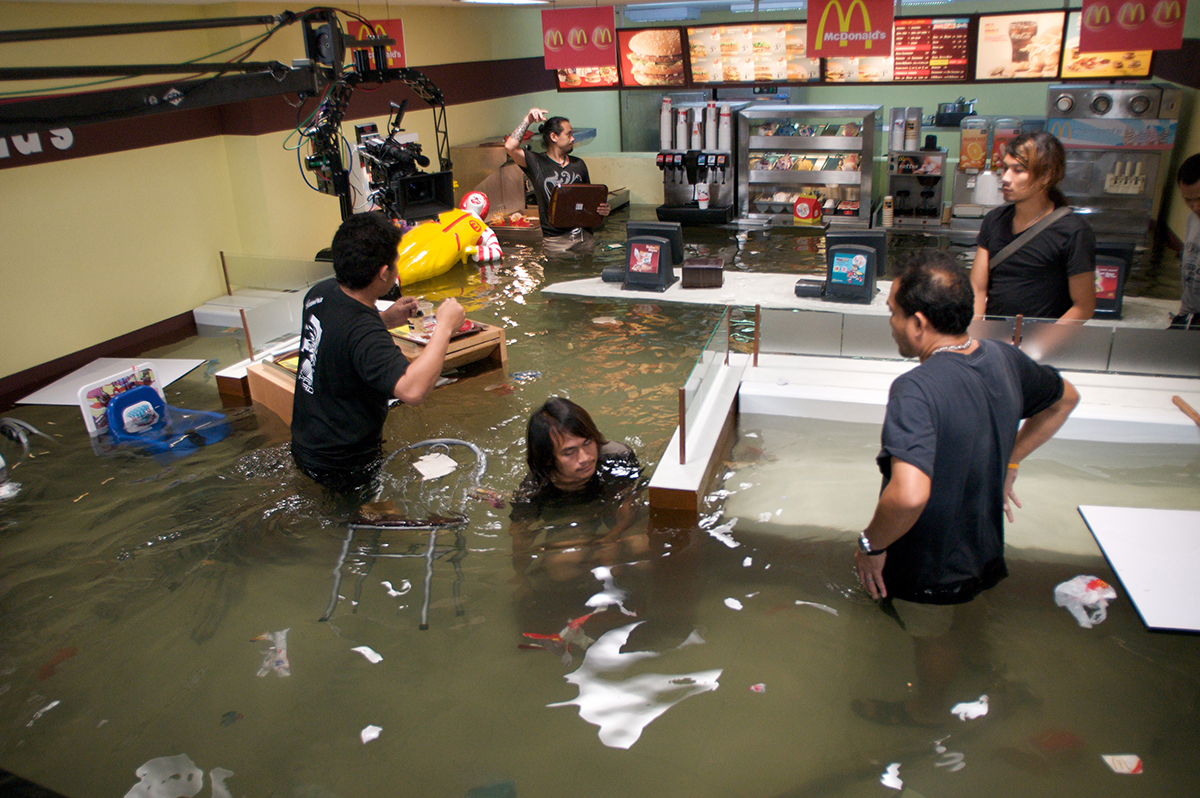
[975,11,1064,80]
[892,18,970,81]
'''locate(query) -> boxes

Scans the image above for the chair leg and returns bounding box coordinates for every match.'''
[319,526,357,622]
[419,528,437,630]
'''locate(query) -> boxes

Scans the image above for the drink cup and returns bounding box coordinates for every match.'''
[1009,21,1037,63]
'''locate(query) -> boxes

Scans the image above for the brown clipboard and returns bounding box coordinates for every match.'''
[548,183,608,229]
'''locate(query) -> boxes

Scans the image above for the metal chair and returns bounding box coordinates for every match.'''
[319,438,486,629]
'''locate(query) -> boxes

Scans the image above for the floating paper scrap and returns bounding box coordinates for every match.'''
[881,763,903,790]
[742,557,753,567]
[382,579,411,597]
[548,621,721,749]
[950,695,988,721]
[352,646,383,664]
[749,683,766,693]
[1102,754,1143,774]
[26,700,60,727]
[414,451,458,480]
[361,725,382,744]
[724,598,744,611]
[705,518,740,548]
[124,754,203,798]
[210,768,235,798]
[794,600,839,616]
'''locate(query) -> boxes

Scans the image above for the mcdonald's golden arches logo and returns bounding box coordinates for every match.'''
[568,27,589,50]
[544,28,565,51]
[1048,120,1072,139]
[1152,0,1182,26]
[1083,4,1112,31]
[593,26,614,47]
[816,0,877,51]
[1117,1,1147,29]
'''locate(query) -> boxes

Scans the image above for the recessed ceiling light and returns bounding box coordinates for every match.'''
[460,0,549,5]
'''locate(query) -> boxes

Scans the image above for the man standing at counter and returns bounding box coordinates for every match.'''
[1170,153,1200,330]
[505,107,609,254]
[291,211,465,495]
[854,250,1078,726]
[971,131,1096,322]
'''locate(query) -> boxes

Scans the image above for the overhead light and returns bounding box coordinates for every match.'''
[623,5,703,21]
[459,0,548,5]
[730,1,807,11]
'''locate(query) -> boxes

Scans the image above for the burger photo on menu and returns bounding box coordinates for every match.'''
[623,29,684,86]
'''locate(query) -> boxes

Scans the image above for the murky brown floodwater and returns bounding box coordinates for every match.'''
[1,206,1196,798]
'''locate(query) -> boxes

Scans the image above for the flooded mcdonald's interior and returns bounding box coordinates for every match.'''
[1,2,1199,797]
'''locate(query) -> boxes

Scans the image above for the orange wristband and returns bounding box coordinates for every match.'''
[1007,462,1020,470]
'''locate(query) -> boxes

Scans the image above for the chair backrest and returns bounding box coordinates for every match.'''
[106,385,169,441]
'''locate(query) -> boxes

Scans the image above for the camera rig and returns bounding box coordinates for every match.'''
[0,9,453,221]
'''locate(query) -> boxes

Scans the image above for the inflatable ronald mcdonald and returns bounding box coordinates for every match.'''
[394,191,503,286]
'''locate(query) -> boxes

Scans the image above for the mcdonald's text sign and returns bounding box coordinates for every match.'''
[1079,0,1185,51]
[542,7,617,70]
[350,19,405,68]
[806,0,894,59]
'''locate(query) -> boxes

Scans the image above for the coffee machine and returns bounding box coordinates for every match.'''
[655,99,744,225]
[888,136,948,228]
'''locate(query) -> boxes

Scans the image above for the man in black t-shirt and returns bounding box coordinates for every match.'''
[853,250,1078,726]
[505,108,610,253]
[971,131,1096,322]
[291,212,465,494]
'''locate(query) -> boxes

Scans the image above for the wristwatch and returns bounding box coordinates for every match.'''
[858,533,883,555]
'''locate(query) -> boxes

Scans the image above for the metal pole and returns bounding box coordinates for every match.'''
[678,387,686,465]
[753,304,761,367]
[0,16,282,44]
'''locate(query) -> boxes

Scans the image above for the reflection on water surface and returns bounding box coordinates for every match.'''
[0,208,1197,797]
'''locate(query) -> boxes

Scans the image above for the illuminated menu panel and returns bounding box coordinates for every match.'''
[975,11,1064,81]
[893,18,970,82]
[1060,11,1152,79]
[685,23,818,84]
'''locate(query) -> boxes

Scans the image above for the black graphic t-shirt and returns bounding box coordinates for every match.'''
[290,278,409,475]
[519,148,591,238]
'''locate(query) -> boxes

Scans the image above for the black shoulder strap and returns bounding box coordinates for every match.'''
[989,206,1072,270]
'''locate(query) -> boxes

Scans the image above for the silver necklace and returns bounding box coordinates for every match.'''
[930,337,973,356]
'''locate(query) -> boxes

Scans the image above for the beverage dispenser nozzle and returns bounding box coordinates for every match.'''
[683,150,701,186]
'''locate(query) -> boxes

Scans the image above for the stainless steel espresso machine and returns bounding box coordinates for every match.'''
[655,99,745,225]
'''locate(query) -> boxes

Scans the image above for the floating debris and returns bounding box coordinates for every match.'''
[352,646,383,664]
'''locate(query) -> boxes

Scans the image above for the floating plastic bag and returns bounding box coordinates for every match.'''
[253,629,290,677]
[1054,576,1117,629]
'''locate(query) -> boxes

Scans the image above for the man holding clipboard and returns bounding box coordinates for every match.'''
[505,108,610,254]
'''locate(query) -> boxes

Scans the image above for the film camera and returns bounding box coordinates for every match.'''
[356,101,452,222]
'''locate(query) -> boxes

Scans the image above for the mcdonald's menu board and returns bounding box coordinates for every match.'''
[685,24,819,84]
[555,65,619,89]
[974,11,1064,81]
[618,27,685,87]
[1060,11,1152,79]
[824,56,892,83]
[892,18,970,82]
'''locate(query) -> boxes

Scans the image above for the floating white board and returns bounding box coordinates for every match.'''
[1077,505,1200,632]
[17,358,204,406]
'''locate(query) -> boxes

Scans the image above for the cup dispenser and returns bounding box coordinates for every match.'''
[656,99,740,225]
